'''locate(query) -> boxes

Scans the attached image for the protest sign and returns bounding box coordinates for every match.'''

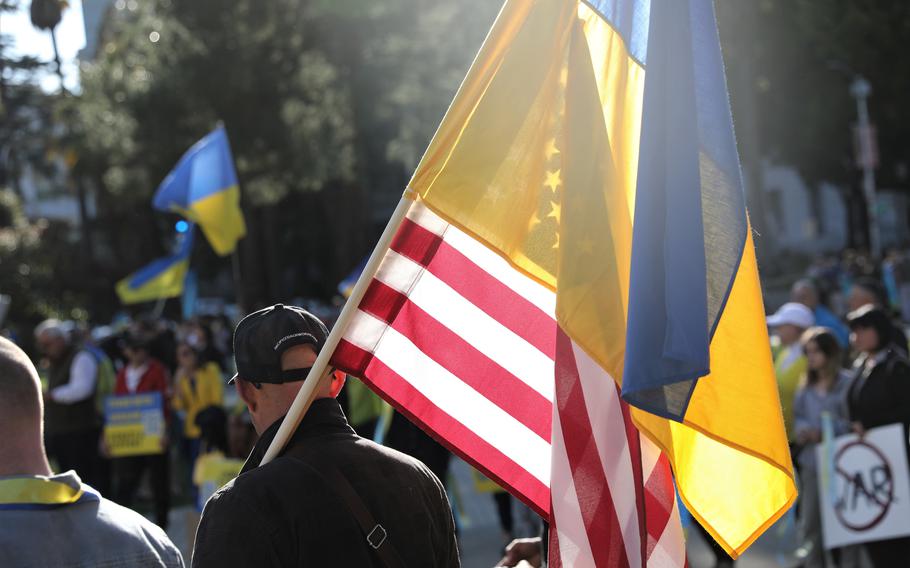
[193,452,244,508]
[818,423,910,548]
[103,393,165,457]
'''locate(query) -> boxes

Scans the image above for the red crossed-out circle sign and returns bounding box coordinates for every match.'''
[833,439,894,531]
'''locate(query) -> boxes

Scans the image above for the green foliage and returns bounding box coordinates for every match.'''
[61,0,499,306]
[0,188,85,327]
[71,0,357,208]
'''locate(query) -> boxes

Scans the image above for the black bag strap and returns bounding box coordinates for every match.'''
[304,462,406,568]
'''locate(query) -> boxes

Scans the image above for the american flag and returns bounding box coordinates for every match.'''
[332,200,685,567]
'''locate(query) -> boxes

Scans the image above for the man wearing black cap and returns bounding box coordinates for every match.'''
[192,304,459,567]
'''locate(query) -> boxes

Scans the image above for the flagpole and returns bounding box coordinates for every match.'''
[259,189,417,466]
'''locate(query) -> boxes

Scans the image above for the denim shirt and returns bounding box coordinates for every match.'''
[0,471,183,567]
[792,370,852,471]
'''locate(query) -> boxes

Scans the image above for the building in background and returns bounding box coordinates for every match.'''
[78,0,112,61]
[760,160,909,257]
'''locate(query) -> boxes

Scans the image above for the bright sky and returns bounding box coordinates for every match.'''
[4,0,87,92]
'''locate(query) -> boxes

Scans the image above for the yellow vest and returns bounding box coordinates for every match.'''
[774,345,807,442]
[172,362,224,438]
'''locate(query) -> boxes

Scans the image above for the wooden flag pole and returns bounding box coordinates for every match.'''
[259,190,417,466]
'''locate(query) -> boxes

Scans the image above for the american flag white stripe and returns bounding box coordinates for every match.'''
[440,226,558,315]
[344,310,553,484]
[551,404,598,567]
[374,250,555,399]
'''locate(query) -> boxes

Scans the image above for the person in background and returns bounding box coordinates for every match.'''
[109,334,172,531]
[766,302,815,442]
[893,249,910,324]
[845,305,910,566]
[132,316,178,374]
[172,342,223,499]
[184,319,225,370]
[792,327,852,568]
[192,405,241,510]
[0,336,184,567]
[385,410,453,489]
[34,319,105,490]
[847,277,908,355]
[791,279,850,347]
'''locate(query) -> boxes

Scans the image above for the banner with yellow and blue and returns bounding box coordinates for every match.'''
[115,227,194,305]
[153,126,246,256]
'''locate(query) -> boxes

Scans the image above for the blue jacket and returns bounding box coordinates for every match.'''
[0,471,183,567]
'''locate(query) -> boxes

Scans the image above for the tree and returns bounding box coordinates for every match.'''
[68,0,359,308]
[717,1,910,252]
[68,0,499,310]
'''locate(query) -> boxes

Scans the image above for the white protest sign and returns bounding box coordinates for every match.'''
[817,423,910,549]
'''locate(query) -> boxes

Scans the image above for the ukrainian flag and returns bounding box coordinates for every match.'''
[407,0,794,556]
[153,126,246,256]
[116,227,194,305]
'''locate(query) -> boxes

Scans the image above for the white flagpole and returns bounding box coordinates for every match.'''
[259,189,416,465]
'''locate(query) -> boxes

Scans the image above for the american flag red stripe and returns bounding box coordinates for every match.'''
[391,217,557,356]
[331,200,686,566]
[359,284,552,440]
[553,330,633,568]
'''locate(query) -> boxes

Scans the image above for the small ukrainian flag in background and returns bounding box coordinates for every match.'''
[153,125,246,256]
[115,226,194,305]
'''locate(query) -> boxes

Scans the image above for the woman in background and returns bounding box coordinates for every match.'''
[792,327,852,568]
[846,305,910,566]
[171,342,223,499]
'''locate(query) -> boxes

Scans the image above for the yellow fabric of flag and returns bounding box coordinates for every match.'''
[407,0,795,556]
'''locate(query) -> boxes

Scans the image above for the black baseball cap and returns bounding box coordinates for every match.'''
[229,304,328,385]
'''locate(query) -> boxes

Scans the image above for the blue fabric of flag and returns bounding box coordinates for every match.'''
[152,126,238,210]
[621,0,747,420]
[127,228,194,290]
[583,0,650,65]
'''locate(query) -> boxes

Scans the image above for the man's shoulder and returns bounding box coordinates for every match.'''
[221,435,443,504]
[204,456,326,517]
[96,497,182,558]
[0,496,183,567]
[351,436,440,477]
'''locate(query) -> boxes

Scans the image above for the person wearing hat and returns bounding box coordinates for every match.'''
[845,305,910,565]
[192,304,459,568]
[766,302,815,442]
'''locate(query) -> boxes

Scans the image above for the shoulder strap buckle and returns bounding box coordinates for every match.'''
[367,524,388,549]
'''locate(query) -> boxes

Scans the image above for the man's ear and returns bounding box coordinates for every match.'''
[327,370,346,398]
[236,379,258,413]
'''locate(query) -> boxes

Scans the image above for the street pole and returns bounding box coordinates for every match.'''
[850,76,880,258]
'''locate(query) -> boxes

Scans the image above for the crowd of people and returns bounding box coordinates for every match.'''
[7,248,910,567]
[1,304,470,566]
[765,254,910,568]
[30,314,256,531]
[2,301,539,567]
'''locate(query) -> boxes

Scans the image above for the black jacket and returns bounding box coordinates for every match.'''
[192,398,459,567]
[847,349,910,432]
